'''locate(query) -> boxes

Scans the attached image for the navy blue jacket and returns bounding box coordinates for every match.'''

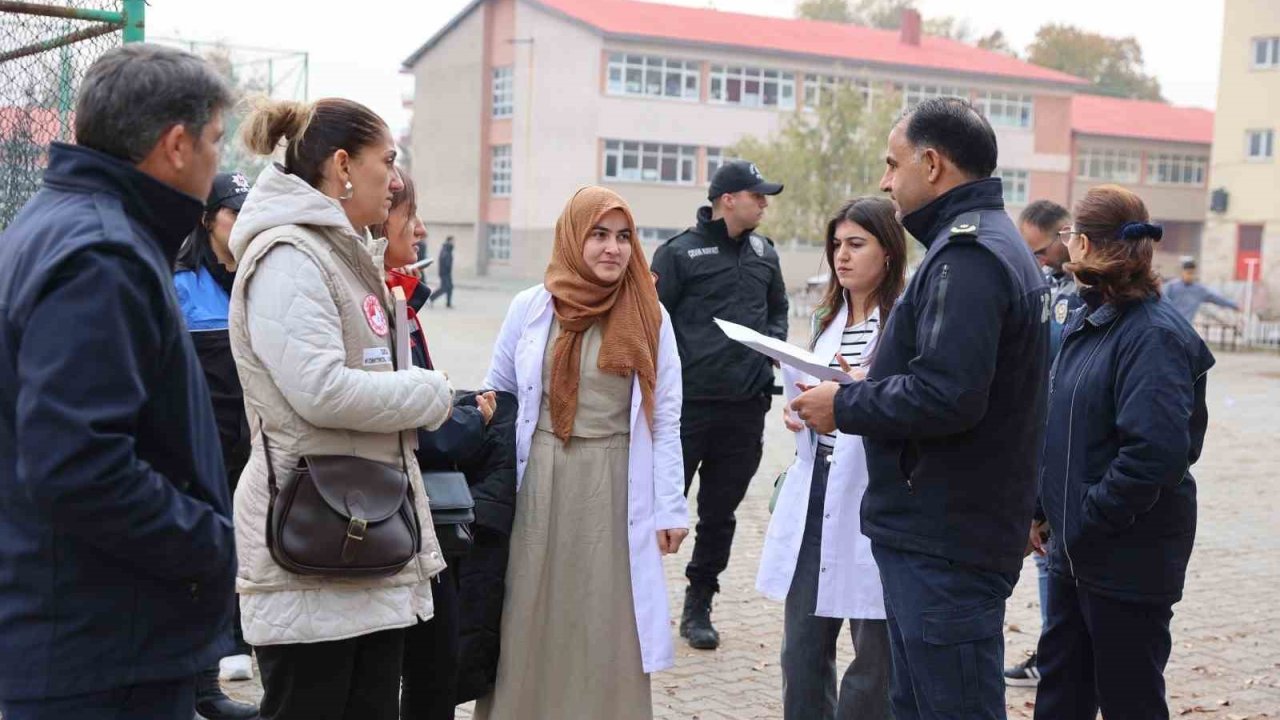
[1041,292,1213,604]
[834,178,1050,574]
[0,144,236,699]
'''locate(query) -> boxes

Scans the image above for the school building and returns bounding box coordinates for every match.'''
[403,0,1214,287]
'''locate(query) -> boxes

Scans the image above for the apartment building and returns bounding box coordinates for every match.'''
[404,0,1091,278]
[1202,0,1280,314]
[404,0,1215,284]
[1069,94,1213,277]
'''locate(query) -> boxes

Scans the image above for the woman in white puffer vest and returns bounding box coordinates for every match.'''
[227,97,454,720]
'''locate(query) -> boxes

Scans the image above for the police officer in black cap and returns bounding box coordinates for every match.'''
[651,160,788,650]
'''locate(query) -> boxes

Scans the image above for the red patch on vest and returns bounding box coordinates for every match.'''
[363,295,389,337]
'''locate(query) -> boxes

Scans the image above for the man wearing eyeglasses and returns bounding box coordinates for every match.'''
[1020,200,1081,359]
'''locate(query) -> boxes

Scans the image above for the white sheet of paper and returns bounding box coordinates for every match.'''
[714,318,853,385]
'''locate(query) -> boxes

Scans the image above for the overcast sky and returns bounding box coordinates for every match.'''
[147,0,1224,134]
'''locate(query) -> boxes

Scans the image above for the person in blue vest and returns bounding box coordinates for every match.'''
[791,97,1050,718]
[0,44,237,720]
[1033,185,1214,719]
[173,172,262,720]
[1004,198,1080,688]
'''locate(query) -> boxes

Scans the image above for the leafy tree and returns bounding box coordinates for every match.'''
[795,0,854,23]
[924,16,973,43]
[1027,24,1162,101]
[727,82,901,244]
[976,29,1017,57]
[796,0,913,29]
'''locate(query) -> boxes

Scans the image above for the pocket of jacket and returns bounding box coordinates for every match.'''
[919,599,1003,713]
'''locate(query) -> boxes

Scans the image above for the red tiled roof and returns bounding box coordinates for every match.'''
[530,0,1087,87]
[1070,94,1213,145]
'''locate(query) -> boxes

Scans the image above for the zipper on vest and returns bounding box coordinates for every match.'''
[928,264,950,351]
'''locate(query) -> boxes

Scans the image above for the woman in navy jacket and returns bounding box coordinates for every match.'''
[1033,185,1214,720]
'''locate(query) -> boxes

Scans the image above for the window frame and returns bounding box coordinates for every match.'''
[490,144,512,197]
[977,91,1034,129]
[1252,37,1280,70]
[491,66,514,119]
[1145,152,1208,186]
[1075,147,1142,182]
[1246,129,1275,160]
[802,73,873,111]
[605,52,701,101]
[486,223,511,261]
[996,168,1029,205]
[708,65,796,110]
[602,140,698,185]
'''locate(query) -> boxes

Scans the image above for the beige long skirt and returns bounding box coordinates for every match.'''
[472,429,652,720]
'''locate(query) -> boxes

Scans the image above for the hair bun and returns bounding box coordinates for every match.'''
[1120,222,1162,242]
[240,97,313,156]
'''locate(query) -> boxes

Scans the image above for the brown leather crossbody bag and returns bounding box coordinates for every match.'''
[261,431,420,578]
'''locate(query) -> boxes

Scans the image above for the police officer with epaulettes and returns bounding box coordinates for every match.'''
[651,160,788,650]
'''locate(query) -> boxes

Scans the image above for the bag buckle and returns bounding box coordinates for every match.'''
[347,517,368,542]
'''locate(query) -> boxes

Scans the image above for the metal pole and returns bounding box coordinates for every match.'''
[1243,258,1259,345]
[122,0,145,43]
[57,21,72,141]
[0,1,123,23]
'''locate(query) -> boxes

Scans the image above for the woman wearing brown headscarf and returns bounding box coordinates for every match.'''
[475,187,689,719]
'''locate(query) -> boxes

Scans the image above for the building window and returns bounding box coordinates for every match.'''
[978,91,1033,128]
[709,65,796,109]
[490,145,511,197]
[639,227,682,244]
[492,67,513,118]
[1252,37,1280,69]
[606,53,699,100]
[486,224,511,261]
[1146,153,1208,186]
[1247,129,1275,160]
[802,74,872,110]
[996,168,1028,205]
[705,147,738,180]
[603,140,697,185]
[899,82,970,111]
[1076,148,1141,182]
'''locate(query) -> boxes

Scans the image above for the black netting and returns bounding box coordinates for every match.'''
[1,2,122,228]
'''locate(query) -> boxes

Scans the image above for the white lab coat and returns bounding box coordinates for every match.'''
[755,303,886,620]
[482,284,688,673]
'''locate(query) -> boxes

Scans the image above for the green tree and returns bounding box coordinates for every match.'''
[795,0,854,23]
[924,16,973,43]
[1027,24,1162,101]
[976,29,1017,57]
[727,82,901,244]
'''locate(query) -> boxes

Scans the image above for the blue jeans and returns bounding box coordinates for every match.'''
[872,543,1017,719]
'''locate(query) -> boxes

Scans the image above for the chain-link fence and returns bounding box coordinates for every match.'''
[0,1,141,229]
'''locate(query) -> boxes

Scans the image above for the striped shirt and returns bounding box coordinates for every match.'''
[816,316,878,450]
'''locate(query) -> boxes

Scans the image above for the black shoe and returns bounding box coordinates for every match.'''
[1003,651,1040,687]
[679,584,720,650]
[195,667,260,719]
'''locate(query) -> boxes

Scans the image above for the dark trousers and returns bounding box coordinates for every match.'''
[682,396,768,592]
[402,564,461,720]
[781,448,891,720]
[872,543,1016,719]
[0,677,196,720]
[256,627,405,720]
[430,277,454,308]
[1034,573,1174,720]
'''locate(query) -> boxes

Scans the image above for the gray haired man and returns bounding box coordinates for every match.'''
[0,45,252,720]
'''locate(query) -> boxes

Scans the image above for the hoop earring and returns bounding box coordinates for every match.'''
[339,180,354,201]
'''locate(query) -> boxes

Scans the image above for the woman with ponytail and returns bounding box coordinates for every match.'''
[226,97,454,720]
[1033,185,1215,719]
[474,186,688,720]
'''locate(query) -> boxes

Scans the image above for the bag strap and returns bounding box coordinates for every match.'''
[257,414,410,494]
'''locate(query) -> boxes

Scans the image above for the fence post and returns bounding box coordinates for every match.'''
[122,0,145,43]
[1243,258,1259,346]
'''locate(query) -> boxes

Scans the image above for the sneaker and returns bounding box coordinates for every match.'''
[1004,651,1040,687]
[219,654,253,682]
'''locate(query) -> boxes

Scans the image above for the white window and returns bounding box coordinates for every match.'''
[606,53,700,100]
[705,147,738,180]
[490,145,511,197]
[486,224,511,261]
[709,65,796,109]
[900,83,970,111]
[492,67,513,119]
[1146,153,1208,185]
[602,140,697,185]
[1252,37,1280,69]
[1247,129,1275,160]
[639,227,682,244]
[996,168,1028,205]
[802,74,872,110]
[1076,147,1141,182]
[978,91,1033,128]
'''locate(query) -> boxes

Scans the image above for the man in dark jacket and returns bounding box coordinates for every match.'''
[792,97,1050,718]
[431,235,456,308]
[0,45,237,719]
[651,160,788,650]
